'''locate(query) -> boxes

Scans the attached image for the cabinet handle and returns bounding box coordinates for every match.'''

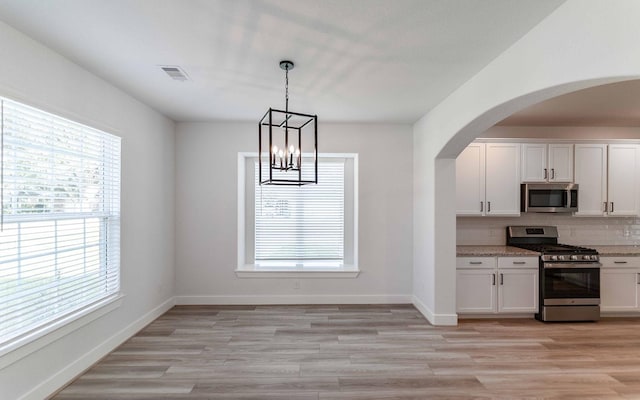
[543,168,548,179]
[512,261,526,265]
[604,202,608,212]
[480,201,483,212]
[551,168,555,179]
[637,273,640,285]
[614,261,628,264]
[492,273,496,286]
[469,261,483,265]
[611,202,614,213]
[500,273,504,285]
[487,201,491,212]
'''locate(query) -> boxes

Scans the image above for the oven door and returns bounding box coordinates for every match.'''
[541,263,600,305]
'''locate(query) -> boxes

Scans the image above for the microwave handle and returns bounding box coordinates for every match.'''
[564,190,569,209]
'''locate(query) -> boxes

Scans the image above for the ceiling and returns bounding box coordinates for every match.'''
[499,79,640,127]
[0,0,565,123]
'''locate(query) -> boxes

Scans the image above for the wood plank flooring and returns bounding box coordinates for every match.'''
[51,305,640,399]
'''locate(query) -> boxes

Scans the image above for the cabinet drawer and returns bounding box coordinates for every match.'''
[456,257,496,269]
[600,256,640,269]
[498,257,538,269]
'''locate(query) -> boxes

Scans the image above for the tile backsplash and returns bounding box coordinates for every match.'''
[457,214,640,246]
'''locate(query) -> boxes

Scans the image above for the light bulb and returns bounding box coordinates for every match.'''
[295,147,300,156]
[278,149,284,157]
[272,145,278,154]
[289,145,294,154]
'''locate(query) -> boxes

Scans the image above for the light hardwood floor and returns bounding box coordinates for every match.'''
[51,305,640,399]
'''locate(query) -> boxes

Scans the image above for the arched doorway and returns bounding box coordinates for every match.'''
[412,1,640,326]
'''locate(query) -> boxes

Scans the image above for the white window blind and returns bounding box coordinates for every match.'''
[0,98,121,346]
[255,160,344,262]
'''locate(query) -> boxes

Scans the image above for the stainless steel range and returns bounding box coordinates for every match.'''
[506,226,601,322]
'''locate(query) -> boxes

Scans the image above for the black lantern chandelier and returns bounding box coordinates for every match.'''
[258,60,318,185]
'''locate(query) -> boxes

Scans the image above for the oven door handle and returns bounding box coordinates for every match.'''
[543,262,602,269]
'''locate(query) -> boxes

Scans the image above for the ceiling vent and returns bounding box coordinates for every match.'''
[160,65,189,81]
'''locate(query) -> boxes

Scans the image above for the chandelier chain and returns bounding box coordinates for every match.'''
[285,65,289,113]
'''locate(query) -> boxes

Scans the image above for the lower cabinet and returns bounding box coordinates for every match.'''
[456,256,538,314]
[601,257,640,312]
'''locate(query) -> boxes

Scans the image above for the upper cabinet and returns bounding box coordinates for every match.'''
[574,143,640,216]
[521,143,573,182]
[456,143,521,217]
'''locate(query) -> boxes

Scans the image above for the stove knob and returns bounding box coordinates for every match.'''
[570,255,578,261]
[558,255,565,261]
[550,255,558,261]
[583,255,591,260]
[592,255,599,261]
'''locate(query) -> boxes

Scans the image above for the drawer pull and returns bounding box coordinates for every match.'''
[469,261,483,265]
[512,261,526,265]
[614,261,628,264]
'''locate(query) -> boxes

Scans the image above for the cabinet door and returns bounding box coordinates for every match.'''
[521,144,547,182]
[456,269,496,313]
[456,143,485,216]
[548,144,573,182]
[485,143,520,216]
[574,144,607,216]
[601,268,640,311]
[498,268,539,313]
[608,144,640,216]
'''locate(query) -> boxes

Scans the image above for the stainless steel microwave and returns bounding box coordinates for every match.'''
[521,183,578,213]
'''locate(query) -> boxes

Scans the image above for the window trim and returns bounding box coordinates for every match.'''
[236,152,359,278]
[0,293,123,368]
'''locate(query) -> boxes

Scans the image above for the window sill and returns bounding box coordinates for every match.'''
[0,293,123,369]
[235,264,360,278]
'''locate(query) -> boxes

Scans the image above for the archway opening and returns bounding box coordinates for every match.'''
[435,76,640,324]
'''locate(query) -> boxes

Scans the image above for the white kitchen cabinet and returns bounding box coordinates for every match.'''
[498,268,539,313]
[457,268,496,313]
[600,257,640,312]
[456,256,538,314]
[456,143,520,216]
[521,143,573,183]
[456,143,485,216]
[574,144,640,216]
[608,144,640,216]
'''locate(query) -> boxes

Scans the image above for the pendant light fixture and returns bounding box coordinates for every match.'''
[258,60,318,185]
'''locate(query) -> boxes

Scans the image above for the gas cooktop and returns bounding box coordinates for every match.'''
[513,243,598,255]
[506,225,599,262]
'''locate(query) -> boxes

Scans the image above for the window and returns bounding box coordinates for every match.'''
[237,153,358,277]
[255,160,344,263]
[0,98,121,347]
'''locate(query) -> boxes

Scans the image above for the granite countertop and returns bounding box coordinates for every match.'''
[592,246,640,257]
[456,245,540,257]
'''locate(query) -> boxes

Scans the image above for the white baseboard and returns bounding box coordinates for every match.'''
[20,297,175,400]
[175,294,412,305]
[412,295,458,326]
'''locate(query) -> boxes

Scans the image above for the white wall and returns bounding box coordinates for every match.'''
[175,122,413,304]
[414,0,640,325]
[0,21,176,400]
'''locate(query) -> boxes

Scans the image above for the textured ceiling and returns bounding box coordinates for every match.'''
[0,0,565,123]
